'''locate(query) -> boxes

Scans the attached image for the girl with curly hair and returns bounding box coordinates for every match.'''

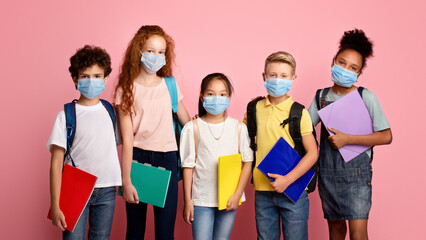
[115,25,190,240]
[308,29,393,240]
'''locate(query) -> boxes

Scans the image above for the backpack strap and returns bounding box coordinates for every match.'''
[357,86,364,97]
[246,97,265,152]
[287,102,305,157]
[64,100,78,167]
[164,76,185,180]
[164,76,181,144]
[315,87,331,110]
[100,99,118,143]
[246,97,265,181]
[192,119,199,159]
[164,76,178,113]
[282,101,319,193]
[237,121,242,153]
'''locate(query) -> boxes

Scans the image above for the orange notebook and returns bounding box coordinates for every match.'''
[48,164,97,232]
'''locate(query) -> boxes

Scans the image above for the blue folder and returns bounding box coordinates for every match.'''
[257,137,315,203]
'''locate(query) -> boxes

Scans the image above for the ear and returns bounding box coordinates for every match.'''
[292,74,297,83]
[104,76,109,85]
[262,72,266,82]
[73,77,78,89]
[200,93,204,103]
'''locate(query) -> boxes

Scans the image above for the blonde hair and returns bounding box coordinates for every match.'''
[264,51,296,76]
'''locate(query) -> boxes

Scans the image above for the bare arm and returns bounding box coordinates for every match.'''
[182,167,194,224]
[177,101,191,126]
[49,145,67,231]
[227,161,252,210]
[118,107,139,204]
[268,133,318,193]
[328,128,392,149]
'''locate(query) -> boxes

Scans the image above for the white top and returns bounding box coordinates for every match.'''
[180,117,253,207]
[115,78,183,152]
[47,102,122,188]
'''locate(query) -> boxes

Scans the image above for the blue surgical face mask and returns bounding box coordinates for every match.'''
[264,78,292,97]
[140,52,166,74]
[202,96,230,115]
[331,63,359,88]
[77,78,105,99]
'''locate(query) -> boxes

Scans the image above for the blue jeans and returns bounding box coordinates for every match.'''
[192,206,237,240]
[63,186,116,240]
[255,190,309,240]
[126,148,178,240]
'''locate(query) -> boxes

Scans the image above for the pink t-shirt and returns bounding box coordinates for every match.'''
[116,78,183,152]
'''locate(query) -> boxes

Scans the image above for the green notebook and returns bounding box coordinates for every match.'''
[118,162,171,208]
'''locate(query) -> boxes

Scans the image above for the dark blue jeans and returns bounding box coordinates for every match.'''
[126,148,178,240]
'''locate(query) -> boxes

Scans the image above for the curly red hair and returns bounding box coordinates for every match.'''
[115,25,175,114]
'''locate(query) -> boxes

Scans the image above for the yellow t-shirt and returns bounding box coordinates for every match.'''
[244,96,313,191]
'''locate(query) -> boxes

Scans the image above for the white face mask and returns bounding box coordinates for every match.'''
[140,52,166,74]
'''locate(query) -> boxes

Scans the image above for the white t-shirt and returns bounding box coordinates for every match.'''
[47,102,122,188]
[180,117,253,207]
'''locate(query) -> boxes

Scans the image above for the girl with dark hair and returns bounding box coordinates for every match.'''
[308,29,393,240]
[180,73,253,240]
[115,25,191,239]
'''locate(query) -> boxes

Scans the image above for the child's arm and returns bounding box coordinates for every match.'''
[177,101,191,126]
[328,127,392,149]
[49,145,67,231]
[226,161,252,211]
[268,133,318,193]
[182,167,194,224]
[118,108,139,204]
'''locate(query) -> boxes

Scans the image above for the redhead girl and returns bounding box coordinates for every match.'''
[180,73,253,240]
[308,29,392,240]
[115,25,190,240]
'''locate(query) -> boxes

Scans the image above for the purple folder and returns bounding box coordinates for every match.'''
[317,90,373,162]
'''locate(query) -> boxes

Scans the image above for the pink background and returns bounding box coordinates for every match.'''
[1,0,425,239]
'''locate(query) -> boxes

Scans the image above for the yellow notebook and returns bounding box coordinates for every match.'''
[218,154,242,210]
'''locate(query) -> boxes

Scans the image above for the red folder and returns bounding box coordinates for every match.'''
[48,164,97,232]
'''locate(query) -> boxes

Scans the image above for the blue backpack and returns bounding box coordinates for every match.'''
[164,76,183,181]
[64,99,117,167]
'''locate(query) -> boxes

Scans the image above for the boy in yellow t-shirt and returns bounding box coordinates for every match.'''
[244,51,318,240]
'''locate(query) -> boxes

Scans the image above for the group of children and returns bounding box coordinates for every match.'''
[47,25,392,240]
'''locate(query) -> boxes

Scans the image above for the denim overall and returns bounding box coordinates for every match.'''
[317,89,373,220]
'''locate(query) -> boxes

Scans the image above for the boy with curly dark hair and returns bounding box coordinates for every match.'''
[47,45,121,239]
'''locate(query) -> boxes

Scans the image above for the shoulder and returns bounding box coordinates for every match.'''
[182,119,195,132]
[360,88,379,103]
[253,98,267,111]
[226,117,239,124]
[57,109,65,118]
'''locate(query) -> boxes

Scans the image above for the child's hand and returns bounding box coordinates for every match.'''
[192,114,199,120]
[226,194,240,211]
[51,207,67,231]
[122,183,139,204]
[183,201,194,224]
[268,173,291,193]
[328,127,349,149]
